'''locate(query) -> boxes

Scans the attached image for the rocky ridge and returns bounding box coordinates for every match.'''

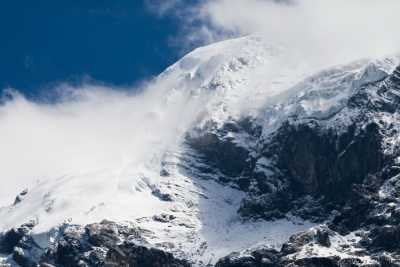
[0,220,189,267]
[209,65,400,266]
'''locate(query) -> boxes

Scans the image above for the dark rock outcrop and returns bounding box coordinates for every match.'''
[13,189,28,205]
[215,226,371,267]
[187,132,250,179]
[281,230,315,255]
[215,249,279,267]
[316,228,331,248]
[40,220,189,267]
[1,220,188,267]
[0,228,24,255]
[0,221,35,254]
[151,188,173,202]
[105,242,190,267]
[54,229,83,267]
[186,116,261,190]
[12,247,37,267]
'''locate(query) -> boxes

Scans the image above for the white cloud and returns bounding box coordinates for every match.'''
[152,0,400,67]
[0,78,201,207]
[205,0,400,64]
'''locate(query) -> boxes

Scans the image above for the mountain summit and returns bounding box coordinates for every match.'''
[1,32,400,266]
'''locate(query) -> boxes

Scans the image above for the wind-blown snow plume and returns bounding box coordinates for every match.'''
[0,79,206,207]
[150,0,400,68]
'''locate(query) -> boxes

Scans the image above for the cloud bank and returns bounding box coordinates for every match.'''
[0,79,198,207]
[151,0,400,67]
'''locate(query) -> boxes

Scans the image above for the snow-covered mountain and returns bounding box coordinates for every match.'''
[1,31,400,266]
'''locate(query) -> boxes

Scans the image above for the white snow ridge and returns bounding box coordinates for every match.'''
[0,31,399,266]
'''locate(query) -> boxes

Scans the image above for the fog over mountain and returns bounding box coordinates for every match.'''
[1,1,400,266]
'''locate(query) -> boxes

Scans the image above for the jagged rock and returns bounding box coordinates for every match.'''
[160,169,170,177]
[85,220,141,249]
[0,228,24,254]
[238,66,400,224]
[13,189,28,205]
[187,130,252,190]
[379,255,400,267]
[214,252,256,267]
[391,208,400,223]
[19,189,28,196]
[13,195,22,205]
[316,228,331,247]
[251,249,279,266]
[37,220,188,266]
[153,214,176,223]
[281,230,315,255]
[54,229,83,267]
[151,189,173,202]
[12,247,37,267]
[86,250,105,266]
[371,225,400,251]
[0,221,34,255]
[86,222,118,248]
[257,120,383,219]
[215,249,280,267]
[104,242,190,267]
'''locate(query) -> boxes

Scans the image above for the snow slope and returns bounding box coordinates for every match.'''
[1,31,399,265]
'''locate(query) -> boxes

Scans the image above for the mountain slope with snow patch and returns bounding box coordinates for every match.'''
[1,31,400,266]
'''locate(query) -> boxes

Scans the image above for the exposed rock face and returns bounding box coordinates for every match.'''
[281,230,315,255]
[0,221,35,255]
[151,188,173,202]
[186,72,388,223]
[85,220,141,248]
[105,243,190,267]
[274,120,382,200]
[0,228,25,255]
[12,247,37,267]
[240,104,386,222]
[54,228,84,266]
[49,220,189,267]
[13,189,28,205]
[215,225,374,266]
[215,249,279,267]
[0,221,42,267]
[213,64,400,266]
[316,228,331,248]
[0,220,189,267]
[185,116,262,191]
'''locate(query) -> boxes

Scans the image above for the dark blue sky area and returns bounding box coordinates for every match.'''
[0,1,188,98]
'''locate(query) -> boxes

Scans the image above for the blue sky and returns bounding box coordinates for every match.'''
[0,1,194,98]
[1,0,399,100]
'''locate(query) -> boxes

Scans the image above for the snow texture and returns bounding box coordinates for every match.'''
[1,31,399,265]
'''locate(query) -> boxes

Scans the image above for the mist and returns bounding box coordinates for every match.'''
[155,0,400,68]
[1,0,399,207]
[0,77,207,207]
